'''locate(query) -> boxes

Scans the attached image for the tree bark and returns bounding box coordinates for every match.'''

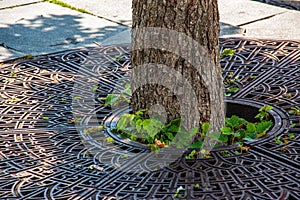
[131,0,225,139]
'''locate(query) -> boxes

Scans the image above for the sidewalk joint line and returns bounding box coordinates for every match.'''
[0,1,43,11]
[237,11,286,26]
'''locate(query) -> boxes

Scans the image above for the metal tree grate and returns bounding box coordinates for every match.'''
[0,38,299,199]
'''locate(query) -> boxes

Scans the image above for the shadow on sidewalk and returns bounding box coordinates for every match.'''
[0,13,129,61]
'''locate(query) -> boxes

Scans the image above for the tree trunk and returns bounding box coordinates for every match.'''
[131,0,225,144]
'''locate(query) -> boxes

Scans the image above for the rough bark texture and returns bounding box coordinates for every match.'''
[131,0,225,133]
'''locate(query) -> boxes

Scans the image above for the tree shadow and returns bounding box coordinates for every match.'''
[252,0,300,11]
[220,22,245,37]
[0,13,130,61]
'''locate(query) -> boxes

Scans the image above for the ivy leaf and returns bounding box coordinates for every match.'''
[104,94,120,106]
[165,132,174,140]
[201,122,210,133]
[135,110,146,119]
[288,134,295,139]
[188,127,199,136]
[225,115,245,128]
[256,121,273,137]
[221,127,234,135]
[218,134,228,143]
[246,122,256,133]
[259,105,273,112]
[189,141,203,148]
[227,87,239,93]
[117,114,134,131]
[221,48,236,58]
[135,119,143,133]
[163,118,182,133]
[234,132,241,138]
[142,119,163,138]
[122,84,132,96]
[208,132,228,143]
[208,131,220,139]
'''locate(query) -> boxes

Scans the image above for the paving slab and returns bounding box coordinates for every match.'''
[218,0,288,26]
[0,2,129,61]
[218,0,300,40]
[0,0,40,9]
[1,0,300,62]
[59,0,132,26]
[241,10,300,40]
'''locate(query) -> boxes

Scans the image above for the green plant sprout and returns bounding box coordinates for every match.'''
[221,48,236,58]
[194,183,200,189]
[91,85,99,92]
[99,83,131,106]
[288,107,300,116]
[255,105,273,121]
[173,186,185,199]
[225,87,239,96]
[100,84,274,157]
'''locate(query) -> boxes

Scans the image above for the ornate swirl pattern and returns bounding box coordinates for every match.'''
[0,38,299,199]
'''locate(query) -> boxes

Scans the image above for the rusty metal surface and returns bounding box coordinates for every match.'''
[0,38,300,199]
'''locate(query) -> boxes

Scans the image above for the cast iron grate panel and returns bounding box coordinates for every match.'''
[0,38,300,199]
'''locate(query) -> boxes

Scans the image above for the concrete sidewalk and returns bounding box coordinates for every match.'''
[0,0,299,61]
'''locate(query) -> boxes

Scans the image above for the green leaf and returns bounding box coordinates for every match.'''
[218,134,228,143]
[256,121,273,137]
[135,119,143,133]
[221,127,234,135]
[246,123,256,133]
[122,84,132,96]
[117,114,134,131]
[165,132,174,140]
[255,113,264,121]
[106,137,114,142]
[259,105,273,112]
[227,87,239,93]
[188,127,199,136]
[73,96,81,100]
[225,115,246,128]
[194,183,200,189]
[91,85,99,92]
[234,132,241,138]
[221,48,236,58]
[257,121,273,134]
[135,110,146,118]
[186,150,196,159]
[43,117,49,120]
[142,119,163,138]
[162,118,182,133]
[168,125,181,133]
[201,122,210,133]
[114,55,123,62]
[121,154,128,158]
[189,141,203,148]
[288,134,295,139]
[104,94,120,106]
[208,131,220,139]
